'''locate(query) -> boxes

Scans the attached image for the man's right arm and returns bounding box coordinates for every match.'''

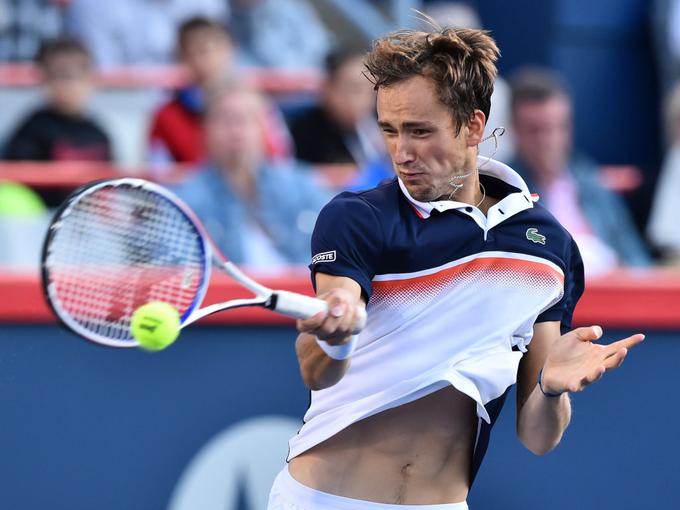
[295,273,364,390]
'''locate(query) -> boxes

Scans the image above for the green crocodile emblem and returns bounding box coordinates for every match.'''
[526,228,546,245]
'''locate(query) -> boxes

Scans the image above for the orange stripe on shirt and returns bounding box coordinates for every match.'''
[372,256,564,291]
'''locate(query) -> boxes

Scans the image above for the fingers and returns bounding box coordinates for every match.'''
[586,333,643,381]
[567,325,603,343]
[588,344,633,385]
[296,310,328,334]
[297,289,361,344]
[575,348,628,393]
[603,333,645,356]
[603,347,628,370]
[550,330,644,393]
[577,342,637,390]
[568,327,645,353]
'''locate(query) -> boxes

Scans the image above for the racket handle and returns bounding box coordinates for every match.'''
[272,290,366,334]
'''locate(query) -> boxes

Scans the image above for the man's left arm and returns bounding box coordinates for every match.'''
[516,321,645,455]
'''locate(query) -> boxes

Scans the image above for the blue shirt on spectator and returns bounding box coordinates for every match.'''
[173,160,331,268]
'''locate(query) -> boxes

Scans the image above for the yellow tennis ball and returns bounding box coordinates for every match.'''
[130,301,180,351]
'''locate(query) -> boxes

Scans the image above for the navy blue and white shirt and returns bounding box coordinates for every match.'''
[288,157,584,481]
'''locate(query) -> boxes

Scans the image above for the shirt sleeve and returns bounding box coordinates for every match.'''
[535,237,585,334]
[3,115,46,160]
[309,193,382,299]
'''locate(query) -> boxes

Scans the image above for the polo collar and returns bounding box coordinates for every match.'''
[399,157,534,220]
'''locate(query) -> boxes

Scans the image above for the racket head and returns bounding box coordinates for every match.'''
[41,178,211,347]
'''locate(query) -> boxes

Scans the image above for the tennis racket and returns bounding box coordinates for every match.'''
[41,178,365,348]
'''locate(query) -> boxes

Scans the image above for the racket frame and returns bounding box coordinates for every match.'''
[41,178,212,347]
[41,178,341,348]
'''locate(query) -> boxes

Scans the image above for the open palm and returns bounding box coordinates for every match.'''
[541,326,645,395]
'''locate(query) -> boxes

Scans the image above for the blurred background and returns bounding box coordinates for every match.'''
[0,0,679,509]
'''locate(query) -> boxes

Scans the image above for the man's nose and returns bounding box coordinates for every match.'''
[393,136,414,165]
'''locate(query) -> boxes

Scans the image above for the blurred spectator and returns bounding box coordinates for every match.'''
[64,0,228,68]
[148,16,292,170]
[3,38,111,162]
[147,17,235,167]
[648,81,680,265]
[0,0,66,62]
[289,48,385,168]
[229,0,331,70]
[652,0,680,95]
[425,1,513,162]
[508,67,651,276]
[173,83,330,271]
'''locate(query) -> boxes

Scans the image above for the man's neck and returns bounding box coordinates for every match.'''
[450,170,482,205]
[434,152,484,206]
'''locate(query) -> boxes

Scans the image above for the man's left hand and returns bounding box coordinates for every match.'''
[540,326,645,395]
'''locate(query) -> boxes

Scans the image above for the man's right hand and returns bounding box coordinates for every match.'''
[297,287,363,345]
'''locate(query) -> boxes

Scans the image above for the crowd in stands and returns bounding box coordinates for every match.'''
[648,80,680,265]
[507,68,651,276]
[174,83,330,270]
[0,0,677,277]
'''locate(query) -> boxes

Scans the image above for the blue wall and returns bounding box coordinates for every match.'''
[1,323,677,509]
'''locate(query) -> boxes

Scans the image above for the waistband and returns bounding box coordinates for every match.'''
[278,466,469,510]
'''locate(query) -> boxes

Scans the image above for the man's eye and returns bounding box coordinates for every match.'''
[413,129,430,136]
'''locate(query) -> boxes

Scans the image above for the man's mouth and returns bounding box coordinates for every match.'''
[400,171,425,183]
[398,167,424,177]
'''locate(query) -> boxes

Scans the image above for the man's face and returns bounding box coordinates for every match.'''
[377,75,477,202]
[42,52,94,115]
[512,95,572,178]
[324,55,376,129]
[204,90,264,172]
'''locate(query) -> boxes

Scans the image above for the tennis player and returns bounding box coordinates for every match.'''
[268,27,644,509]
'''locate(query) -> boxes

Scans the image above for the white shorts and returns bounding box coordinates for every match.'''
[267,466,469,510]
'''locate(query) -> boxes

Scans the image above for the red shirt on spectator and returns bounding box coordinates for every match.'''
[149,96,203,163]
[148,86,292,167]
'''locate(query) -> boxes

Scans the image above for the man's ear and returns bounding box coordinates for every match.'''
[467,110,486,147]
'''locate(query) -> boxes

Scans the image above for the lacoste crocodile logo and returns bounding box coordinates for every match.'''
[526,228,546,245]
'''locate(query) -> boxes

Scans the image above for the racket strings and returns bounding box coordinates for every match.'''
[45,184,206,343]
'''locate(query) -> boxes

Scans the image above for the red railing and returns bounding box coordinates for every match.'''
[0,161,188,188]
[0,64,323,93]
[0,161,640,195]
[2,269,679,328]
[0,162,359,189]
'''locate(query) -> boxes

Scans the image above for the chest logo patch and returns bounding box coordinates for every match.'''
[312,250,336,264]
[526,228,546,245]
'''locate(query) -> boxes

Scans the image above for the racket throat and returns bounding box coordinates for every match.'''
[263,294,278,311]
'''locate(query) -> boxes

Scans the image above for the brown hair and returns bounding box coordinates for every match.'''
[36,38,92,68]
[364,28,499,134]
[178,16,231,51]
[509,66,570,112]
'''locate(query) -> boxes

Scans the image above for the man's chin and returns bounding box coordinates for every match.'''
[403,182,436,202]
